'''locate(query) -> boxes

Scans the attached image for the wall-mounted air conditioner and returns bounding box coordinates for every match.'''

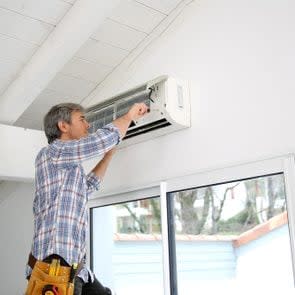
[85,75,190,147]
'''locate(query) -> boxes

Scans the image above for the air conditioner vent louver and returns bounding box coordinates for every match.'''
[124,119,171,140]
[85,76,190,148]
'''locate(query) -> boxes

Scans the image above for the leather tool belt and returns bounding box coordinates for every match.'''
[25,253,79,295]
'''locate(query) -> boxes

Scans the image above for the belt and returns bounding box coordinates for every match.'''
[27,253,83,281]
[28,253,69,269]
[28,252,38,270]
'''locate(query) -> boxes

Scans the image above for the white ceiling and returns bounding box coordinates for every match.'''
[0,0,184,130]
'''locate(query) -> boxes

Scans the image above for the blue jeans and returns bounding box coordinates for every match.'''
[74,276,112,295]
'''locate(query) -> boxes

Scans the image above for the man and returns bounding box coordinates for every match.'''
[25,102,148,295]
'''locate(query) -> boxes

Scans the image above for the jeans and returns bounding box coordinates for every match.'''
[74,276,112,295]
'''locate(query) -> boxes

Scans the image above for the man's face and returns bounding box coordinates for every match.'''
[67,110,90,140]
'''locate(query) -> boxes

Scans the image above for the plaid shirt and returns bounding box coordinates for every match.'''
[26,123,120,282]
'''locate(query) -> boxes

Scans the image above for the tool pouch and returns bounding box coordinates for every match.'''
[25,261,74,295]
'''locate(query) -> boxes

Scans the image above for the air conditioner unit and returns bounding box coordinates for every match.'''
[85,75,190,147]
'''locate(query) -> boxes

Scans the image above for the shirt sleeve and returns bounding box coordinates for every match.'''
[86,171,101,194]
[48,123,121,167]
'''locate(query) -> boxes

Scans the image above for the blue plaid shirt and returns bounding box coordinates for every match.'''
[26,123,120,282]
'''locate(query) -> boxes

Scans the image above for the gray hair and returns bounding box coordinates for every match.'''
[44,103,85,144]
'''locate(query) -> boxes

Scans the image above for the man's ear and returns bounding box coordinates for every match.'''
[57,121,69,134]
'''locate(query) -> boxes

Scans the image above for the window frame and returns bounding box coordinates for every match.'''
[88,154,295,293]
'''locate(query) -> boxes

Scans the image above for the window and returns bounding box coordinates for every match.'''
[91,196,164,295]
[168,173,294,294]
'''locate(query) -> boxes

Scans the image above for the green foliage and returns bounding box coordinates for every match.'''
[217,209,259,234]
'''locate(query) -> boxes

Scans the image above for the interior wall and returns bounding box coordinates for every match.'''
[0,124,46,181]
[90,0,295,195]
[0,181,34,294]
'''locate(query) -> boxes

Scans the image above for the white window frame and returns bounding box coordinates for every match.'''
[88,154,295,292]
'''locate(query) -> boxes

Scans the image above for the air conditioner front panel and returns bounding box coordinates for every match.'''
[116,90,152,119]
[87,89,152,134]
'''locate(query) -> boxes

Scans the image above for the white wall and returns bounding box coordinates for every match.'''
[91,0,295,195]
[0,124,46,181]
[0,181,34,294]
[1,0,295,293]
[236,225,294,288]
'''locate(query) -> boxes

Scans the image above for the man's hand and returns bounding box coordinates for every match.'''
[113,103,149,138]
[126,103,149,121]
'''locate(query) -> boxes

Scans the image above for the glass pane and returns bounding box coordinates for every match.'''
[170,173,294,294]
[91,197,163,295]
